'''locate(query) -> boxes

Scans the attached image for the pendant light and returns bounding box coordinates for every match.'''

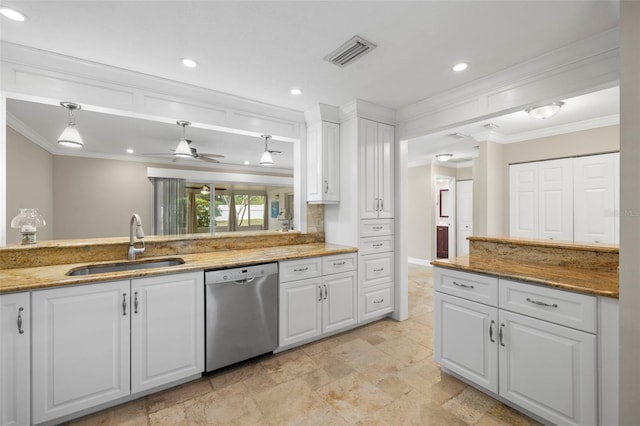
[260,134,274,165]
[58,102,84,148]
[175,121,193,157]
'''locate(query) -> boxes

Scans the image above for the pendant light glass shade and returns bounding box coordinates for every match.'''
[259,134,274,165]
[58,102,84,148]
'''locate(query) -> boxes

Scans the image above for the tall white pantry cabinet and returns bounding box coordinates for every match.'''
[510,152,619,244]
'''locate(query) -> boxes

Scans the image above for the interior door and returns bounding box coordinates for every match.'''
[456,180,473,256]
[538,158,573,242]
[509,163,539,238]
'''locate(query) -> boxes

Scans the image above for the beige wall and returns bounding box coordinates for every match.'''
[473,141,507,236]
[6,127,54,244]
[53,156,153,239]
[408,164,431,262]
[456,166,472,181]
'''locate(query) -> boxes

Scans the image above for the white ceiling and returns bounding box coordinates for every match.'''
[1,1,620,166]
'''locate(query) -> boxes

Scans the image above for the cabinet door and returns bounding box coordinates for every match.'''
[377,122,394,218]
[279,277,322,347]
[323,271,357,334]
[323,121,340,202]
[573,153,616,244]
[498,310,596,426]
[436,226,449,258]
[32,281,131,424]
[131,272,204,393]
[434,292,498,393]
[509,163,539,238]
[359,118,380,219]
[1,293,30,426]
[538,159,573,241]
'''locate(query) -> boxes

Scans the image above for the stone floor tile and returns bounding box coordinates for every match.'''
[442,386,500,424]
[252,377,329,424]
[259,348,319,384]
[147,376,212,414]
[487,403,545,425]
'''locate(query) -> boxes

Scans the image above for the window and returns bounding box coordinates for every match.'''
[214,191,267,232]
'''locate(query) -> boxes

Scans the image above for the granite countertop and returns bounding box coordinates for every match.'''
[0,243,357,294]
[432,255,618,298]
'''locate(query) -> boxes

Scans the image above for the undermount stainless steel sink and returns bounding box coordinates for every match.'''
[67,258,185,276]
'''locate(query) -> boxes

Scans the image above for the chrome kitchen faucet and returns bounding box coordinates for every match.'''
[128,214,145,260]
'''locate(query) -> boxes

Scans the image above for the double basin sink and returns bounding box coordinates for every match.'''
[67,258,185,276]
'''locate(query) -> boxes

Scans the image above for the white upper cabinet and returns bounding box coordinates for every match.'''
[574,153,616,244]
[1,292,30,426]
[307,121,340,204]
[359,118,394,219]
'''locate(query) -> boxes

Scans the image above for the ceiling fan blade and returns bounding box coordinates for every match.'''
[197,153,225,158]
[199,156,220,164]
[141,152,174,156]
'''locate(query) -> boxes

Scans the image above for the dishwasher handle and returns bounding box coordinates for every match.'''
[233,277,256,284]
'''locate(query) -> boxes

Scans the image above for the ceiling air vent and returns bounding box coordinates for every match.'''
[324,35,377,68]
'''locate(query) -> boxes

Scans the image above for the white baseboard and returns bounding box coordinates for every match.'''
[408,257,432,267]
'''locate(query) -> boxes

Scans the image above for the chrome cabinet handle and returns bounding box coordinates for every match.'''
[380,198,383,211]
[134,292,139,314]
[373,268,385,273]
[122,293,127,316]
[489,320,495,343]
[17,307,24,334]
[372,243,384,248]
[373,299,384,304]
[323,284,328,300]
[318,286,323,302]
[324,180,329,194]
[526,298,558,308]
[499,324,505,347]
[293,267,309,272]
[333,261,346,266]
[375,198,380,212]
[453,281,474,289]
[372,226,383,230]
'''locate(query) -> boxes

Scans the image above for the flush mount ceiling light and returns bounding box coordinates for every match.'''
[452,62,468,72]
[436,153,453,162]
[0,6,27,21]
[290,88,303,96]
[126,148,134,154]
[57,102,84,148]
[181,58,198,68]
[483,123,500,130]
[447,133,467,140]
[175,121,193,157]
[526,101,565,119]
[259,135,274,166]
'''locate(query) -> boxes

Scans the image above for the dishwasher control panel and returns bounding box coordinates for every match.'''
[205,263,278,284]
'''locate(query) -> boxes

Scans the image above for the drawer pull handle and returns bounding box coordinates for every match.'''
[526,298,558,308]
[489,320,495,343]
[372,226,384,230]
[373,268,385,273]
[373,299,385,304]
[294,267,309,272]
[372,243,384,248]
[333,261,346,266]
[453,281,474,289]
[17,307,24,334]
[499,324,505,347]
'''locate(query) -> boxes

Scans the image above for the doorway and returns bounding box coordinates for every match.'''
[434,175,456,259]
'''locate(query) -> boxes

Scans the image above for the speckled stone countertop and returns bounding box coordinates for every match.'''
[432,236,619,298]
[0,242,357,294]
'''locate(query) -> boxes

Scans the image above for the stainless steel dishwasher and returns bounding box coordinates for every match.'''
[205,263,278,372]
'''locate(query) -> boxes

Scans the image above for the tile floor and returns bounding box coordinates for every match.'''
[68,265,541,425]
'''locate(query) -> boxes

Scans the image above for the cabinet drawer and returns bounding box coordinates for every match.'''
[359,235,394,255]
[361,284,393,322]
[499,279,597,333]
[322,253,357,275]
[279,257,322,283]
[360,252,394,288]
[434,267,498,307]
[360,219,394,237]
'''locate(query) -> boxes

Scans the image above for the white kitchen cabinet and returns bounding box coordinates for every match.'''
[32,280,131,424]
[307,121,340,204]
[131,272,204,393]
[1,292,30,426]
[279,254,357,348]
[434,292,498,393]
[434,267,602,426]
[359,118,394,219]
[498,310,597,426]
[574,152,616,244]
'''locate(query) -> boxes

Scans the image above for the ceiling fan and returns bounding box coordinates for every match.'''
[142,121,225,164]
[259,134,282,165]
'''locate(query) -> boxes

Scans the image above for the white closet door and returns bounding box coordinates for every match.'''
[574,153,616,244]
[538,159,573,242]
[456,180,473,256]
[509,163,539,238]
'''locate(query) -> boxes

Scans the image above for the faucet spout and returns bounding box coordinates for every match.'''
[128,214,145,260]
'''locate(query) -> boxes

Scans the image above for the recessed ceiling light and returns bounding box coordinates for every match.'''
[290,88,303,96]
[181,58,198,68]
[126,148,134,154]
[483,123,500,130]
[447,133,467,139]
[452,62,468,72]
[0,6,27,22]
[244,160,250,165]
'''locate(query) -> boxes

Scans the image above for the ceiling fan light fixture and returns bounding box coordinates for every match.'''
[58,101,84,148]
[200,185,210,195]
[526,101,564,119]
[436,153,453,162]
[259,134,274,165]
[174,138,192,157]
